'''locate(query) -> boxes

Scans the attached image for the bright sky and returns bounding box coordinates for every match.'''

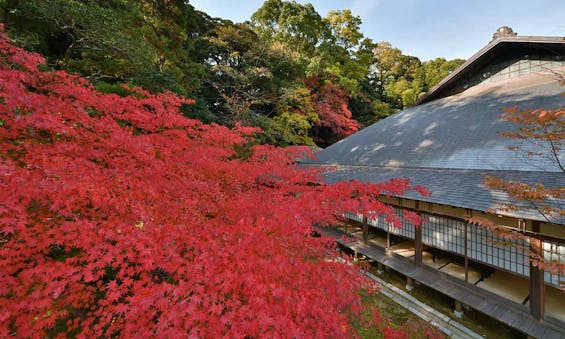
[189,0,565,61]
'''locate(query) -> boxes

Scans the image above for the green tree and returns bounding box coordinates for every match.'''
[324,9,363,51]
[1,0,208,96]
[423,57,465,90]
[3,0,150,77]
[131,0,209,95]
[372,42,403,97]
[349,38,395,127]
[371,42,463,110]
[201,21,292,125]
[250,0,328,56]
[262,112,316,146]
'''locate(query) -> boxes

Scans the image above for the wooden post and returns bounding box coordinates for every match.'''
[377,262,384,274]
[529,221,545,319]
[413,201,422,265]
[386,228,391,255]
[464,221,469,283]
[415,225,423,265]
[406,277,414,291]
[464,257,469,283]
[362,215,368,244]
[454,300,464,318]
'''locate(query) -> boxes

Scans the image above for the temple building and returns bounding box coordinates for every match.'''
[306,27,565,337]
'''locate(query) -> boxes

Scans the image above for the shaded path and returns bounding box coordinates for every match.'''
[364,270,483,338]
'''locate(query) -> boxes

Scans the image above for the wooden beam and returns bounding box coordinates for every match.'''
[362,215,368,244]
[414,201,423,265]
[529,221,545,319]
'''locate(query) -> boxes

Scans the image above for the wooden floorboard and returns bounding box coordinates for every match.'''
[491,305,508,319]
[318,226,565,339]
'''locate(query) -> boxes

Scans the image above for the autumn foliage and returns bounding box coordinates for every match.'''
[0,29,426,337]
[469,103,564,274]
[485,104,564,225]
[306,76,359,146]
[500,106,564,173]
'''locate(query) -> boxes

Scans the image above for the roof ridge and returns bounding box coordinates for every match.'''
[415,35,565,105]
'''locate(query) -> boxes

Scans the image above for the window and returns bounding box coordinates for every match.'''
[543,241,564,287]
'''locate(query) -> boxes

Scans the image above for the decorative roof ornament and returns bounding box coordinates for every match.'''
[492,26,518,41]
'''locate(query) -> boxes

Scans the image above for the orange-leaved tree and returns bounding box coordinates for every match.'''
[470,88,564,274]
[0,27,430,337]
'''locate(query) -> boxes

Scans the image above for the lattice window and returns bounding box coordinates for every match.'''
[543,241,565,288]
[343,211,363,223]
[455,55,565,91]
[466,224,529,276]
[367,214,387,230]
[346,209,560,285]
[388,207,415,239]
[421,213,465,253]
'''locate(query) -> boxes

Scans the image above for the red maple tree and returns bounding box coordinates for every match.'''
[0,28,427,337]
[305,76,359,146]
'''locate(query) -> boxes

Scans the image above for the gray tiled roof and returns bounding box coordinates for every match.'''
[306,72,565,224]
[319,165,563,223]
[313,73,565,172]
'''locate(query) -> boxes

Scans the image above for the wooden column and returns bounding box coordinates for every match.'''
[454,300,464,318]
[362,216,369,244]
[406,277,414,291]
[377,262,384,274]
[414,201,423,265]
[386,226,391,255]
[464,221,469,283]
[415,226,423,265]
[529,221,545,319]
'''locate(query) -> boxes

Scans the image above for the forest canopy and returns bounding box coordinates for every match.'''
[0,0,464,147]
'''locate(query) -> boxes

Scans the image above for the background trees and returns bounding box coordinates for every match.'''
[0,0,464,146]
